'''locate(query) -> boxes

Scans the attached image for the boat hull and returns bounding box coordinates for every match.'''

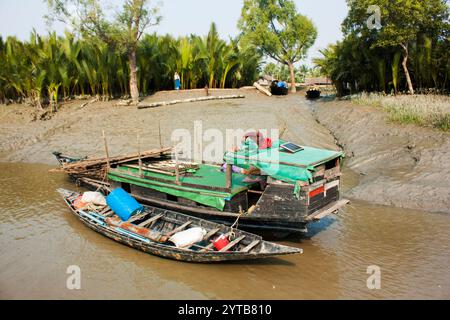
[59,189,301,262]
[270,81,289,95]
[306,89,321,99]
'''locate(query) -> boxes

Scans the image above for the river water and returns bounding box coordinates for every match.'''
[1,162,449,299]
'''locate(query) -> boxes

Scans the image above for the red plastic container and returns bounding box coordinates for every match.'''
[213,234,230,251]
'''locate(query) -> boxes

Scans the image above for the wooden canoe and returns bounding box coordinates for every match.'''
[57,188,302,262]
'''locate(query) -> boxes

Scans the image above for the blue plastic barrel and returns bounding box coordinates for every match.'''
[106,188,144,221]
[277,81,288,88]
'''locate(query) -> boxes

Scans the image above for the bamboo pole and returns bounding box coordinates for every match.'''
[102,130,110,169]
[174,147,180,185]
[226,163,233,189]
[49,147,172,173]
[137,132,142,177]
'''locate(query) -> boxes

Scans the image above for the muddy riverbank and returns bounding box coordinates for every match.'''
[1,89,448,213]
[312,99,450,214]
[0,89,338,164]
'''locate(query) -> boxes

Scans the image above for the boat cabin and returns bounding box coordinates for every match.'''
[106,140,345,226]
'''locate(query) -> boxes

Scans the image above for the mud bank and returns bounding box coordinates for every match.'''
[0,89,337,164]
[1,89,448,213]
[312,99,450,213]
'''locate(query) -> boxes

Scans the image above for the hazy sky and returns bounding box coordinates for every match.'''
[0,0,348,66]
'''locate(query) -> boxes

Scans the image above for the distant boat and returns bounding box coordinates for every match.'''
[306,88,321,99]
[270,80,289,95]
[58,188,302,262]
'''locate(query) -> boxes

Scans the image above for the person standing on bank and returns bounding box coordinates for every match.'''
[174,72,180,90]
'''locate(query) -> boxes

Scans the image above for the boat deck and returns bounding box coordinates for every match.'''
[114,163,255,196]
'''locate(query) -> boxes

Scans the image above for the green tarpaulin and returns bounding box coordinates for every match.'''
[108,140,343,210]
[224,140,343,184]
[108,164,254,211]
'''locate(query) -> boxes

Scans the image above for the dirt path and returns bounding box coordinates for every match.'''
[312,99,450,213]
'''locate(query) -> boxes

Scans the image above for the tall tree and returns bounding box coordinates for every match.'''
[238,0,317,92]
[46,0,161,104]
[342,0,449,94]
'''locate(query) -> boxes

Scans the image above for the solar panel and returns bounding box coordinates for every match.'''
[280,142,304,153]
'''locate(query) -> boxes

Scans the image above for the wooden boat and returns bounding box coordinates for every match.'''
[58,188,302,262]
[306,89,321,99]
[270,80,289,95]
[53,140,349,235]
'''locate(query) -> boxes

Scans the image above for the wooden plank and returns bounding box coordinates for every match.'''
[247,190,264,194]
[219,235,246,252]
[253,82,272,96]
[305,199,350,221]
[241,239,261,253]
[201,242,215,252]
[201,232,232,252]
[137,213,163,227]
[103,211,115,218]
[189,243,213,251]
[164,221,192,237]
[203,228,220,240]
[123,164,176,176]
[137,95,245,109]
[127,212,147,223]
[98,206,111,215]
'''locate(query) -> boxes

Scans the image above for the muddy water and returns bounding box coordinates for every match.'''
[1,162,449,299]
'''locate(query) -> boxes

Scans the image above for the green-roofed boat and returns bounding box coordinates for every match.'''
[53,140,349,234]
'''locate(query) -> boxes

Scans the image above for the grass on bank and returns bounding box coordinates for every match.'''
[351,93,450,131]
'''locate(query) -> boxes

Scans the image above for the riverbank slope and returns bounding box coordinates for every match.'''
[313,99,450,213]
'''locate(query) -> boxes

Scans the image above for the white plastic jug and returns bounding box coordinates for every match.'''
[169,227,207,248]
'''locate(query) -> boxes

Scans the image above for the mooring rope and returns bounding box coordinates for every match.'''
[229,205,245,237]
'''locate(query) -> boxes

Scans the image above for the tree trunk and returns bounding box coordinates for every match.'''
[400,44,414,94]
[288,62,296,93]
[128,49,140,104]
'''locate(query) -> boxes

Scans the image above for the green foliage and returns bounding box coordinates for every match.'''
[314,0,449,96]
[46,0,161,51]
[238,0,317,90]
[262,62,310,83]
[0,28,262,104]
[46,0,162,103]
[239,0,317,65]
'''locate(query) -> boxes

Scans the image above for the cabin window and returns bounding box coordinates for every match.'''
[324,159,338,170]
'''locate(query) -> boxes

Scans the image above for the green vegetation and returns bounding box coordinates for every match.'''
[262,63,320,83]
[0,24,261,108]
[352,93,450,131]
[314,0,449,96]
[46,0,162,105]
[238,0,317,92]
